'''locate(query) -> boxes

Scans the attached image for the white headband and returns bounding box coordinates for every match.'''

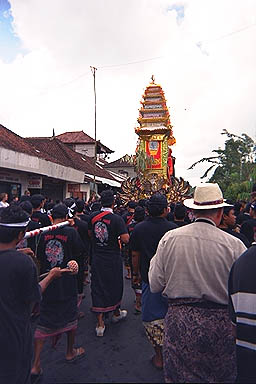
[0,219,31,227]
[67,203,76,218]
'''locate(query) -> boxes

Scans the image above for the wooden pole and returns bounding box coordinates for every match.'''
[90,66,97,193]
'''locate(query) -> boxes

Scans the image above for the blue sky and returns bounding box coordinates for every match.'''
[0,0,27,62]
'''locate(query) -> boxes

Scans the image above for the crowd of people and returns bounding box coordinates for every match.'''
[0,182,256,383]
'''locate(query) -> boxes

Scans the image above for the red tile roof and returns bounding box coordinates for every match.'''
[56,130,95,144]
[56,131,114,153]
[0,124,118,184]
[27,137,117,181]
[0,124,42,157]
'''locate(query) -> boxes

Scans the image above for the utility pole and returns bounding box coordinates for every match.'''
[90,66,97,192]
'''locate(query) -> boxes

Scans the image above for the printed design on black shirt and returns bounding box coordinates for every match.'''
[45,239,64,267]
[94,221,109,246]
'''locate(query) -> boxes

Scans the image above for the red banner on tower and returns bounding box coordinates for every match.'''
[145,140,162,169]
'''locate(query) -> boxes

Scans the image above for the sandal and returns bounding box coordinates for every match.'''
[96,325,105,337]
[30,369,43,384]
[66,347,85,363]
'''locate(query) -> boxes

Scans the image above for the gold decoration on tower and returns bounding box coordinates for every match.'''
[120,77,191,203]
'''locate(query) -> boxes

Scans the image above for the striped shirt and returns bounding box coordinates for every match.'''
[228,243,256,383]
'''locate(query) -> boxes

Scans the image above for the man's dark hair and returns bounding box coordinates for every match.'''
[134,206,145,222]
[76,199,85,213]
[52,204,68,220]
[100,190,114,208]
[19,201,33,215]
[147,193,168,217]
[31,194,45,209]
[0,205,29,243]
[174,203,187,220]
[20,195,31,203]
[91,202,102,212]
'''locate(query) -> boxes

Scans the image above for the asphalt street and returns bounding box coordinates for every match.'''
[34,274,164,383]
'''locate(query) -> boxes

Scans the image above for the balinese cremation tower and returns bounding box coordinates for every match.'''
[135,75,176,181]
[121,76,190,203]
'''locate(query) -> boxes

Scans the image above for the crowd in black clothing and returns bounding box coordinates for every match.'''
[1,186,256,383]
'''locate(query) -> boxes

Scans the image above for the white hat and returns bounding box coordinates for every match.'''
[183,183,232,210]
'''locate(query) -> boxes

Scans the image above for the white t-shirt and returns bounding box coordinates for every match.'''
[0,201,9,208]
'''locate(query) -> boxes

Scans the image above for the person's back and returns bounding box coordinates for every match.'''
[149,183,247,383]
[37,225,83,303]
[150,220,246,303]
[0,249,40,384]
[130,215,176,284]
[229,244,256,383]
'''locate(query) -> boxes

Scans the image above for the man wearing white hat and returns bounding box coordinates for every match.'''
[149,183,246,383]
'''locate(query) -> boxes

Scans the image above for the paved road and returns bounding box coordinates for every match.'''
[36,275,164,383]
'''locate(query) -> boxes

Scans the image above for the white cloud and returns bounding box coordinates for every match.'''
[0,0,255,187]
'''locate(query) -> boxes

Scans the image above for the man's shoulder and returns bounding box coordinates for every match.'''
[2,249,35,269]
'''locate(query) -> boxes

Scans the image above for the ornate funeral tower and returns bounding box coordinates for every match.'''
[135,75,176,182]
[121,76,190,203]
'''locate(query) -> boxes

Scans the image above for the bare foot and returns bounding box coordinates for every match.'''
[151,355,163,370]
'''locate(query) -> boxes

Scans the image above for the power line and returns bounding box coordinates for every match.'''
[197,22,256,46]
[98,55,164,69]
[38,70,91,96]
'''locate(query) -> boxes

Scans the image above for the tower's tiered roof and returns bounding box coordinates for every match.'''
[135,77,175,143]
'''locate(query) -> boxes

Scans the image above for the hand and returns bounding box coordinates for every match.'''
[48,267,63,280]
[68,218,75,226]
[132,274,141,286]
[17,248,34,257]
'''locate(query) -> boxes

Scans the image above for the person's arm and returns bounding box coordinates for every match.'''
[132,250,141,285]
[148,236,167,293]
[39,267,63,293]
[120,233,129,244]
[228,264,237,338]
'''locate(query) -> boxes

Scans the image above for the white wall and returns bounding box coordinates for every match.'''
[0,147,85,183]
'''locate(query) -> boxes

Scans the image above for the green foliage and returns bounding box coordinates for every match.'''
[189,129,256,200]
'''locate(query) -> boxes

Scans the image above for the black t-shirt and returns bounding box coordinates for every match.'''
[73,217,90,254]
[122,211,134,226]
[77,213,90,223]
[129,216,177,284]
[173,220,187,227]
[89,210,127,254]
[236,212,251,226]
[220,227,250,248]
[240,218,256,245]
[228,244,256,382]
[37,226,85,302]
[31,211,51,227]
[0,249,41,384]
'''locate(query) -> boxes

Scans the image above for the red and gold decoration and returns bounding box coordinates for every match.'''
[121,76,191,203]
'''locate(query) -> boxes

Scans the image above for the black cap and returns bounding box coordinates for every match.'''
[52,204,68,219]
[147,193,168,208]
[101,190,114,207]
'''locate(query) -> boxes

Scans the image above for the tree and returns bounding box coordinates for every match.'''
[189,129,256,200]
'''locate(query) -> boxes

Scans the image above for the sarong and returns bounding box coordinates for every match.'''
[35,319,78,339]
[35,296,78,347]
[91,252,123,313]
[143,319,165,348]
[142,282,168,348]
[163,298,236,383]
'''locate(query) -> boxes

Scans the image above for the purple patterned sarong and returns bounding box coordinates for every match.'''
[163,298,236,383]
